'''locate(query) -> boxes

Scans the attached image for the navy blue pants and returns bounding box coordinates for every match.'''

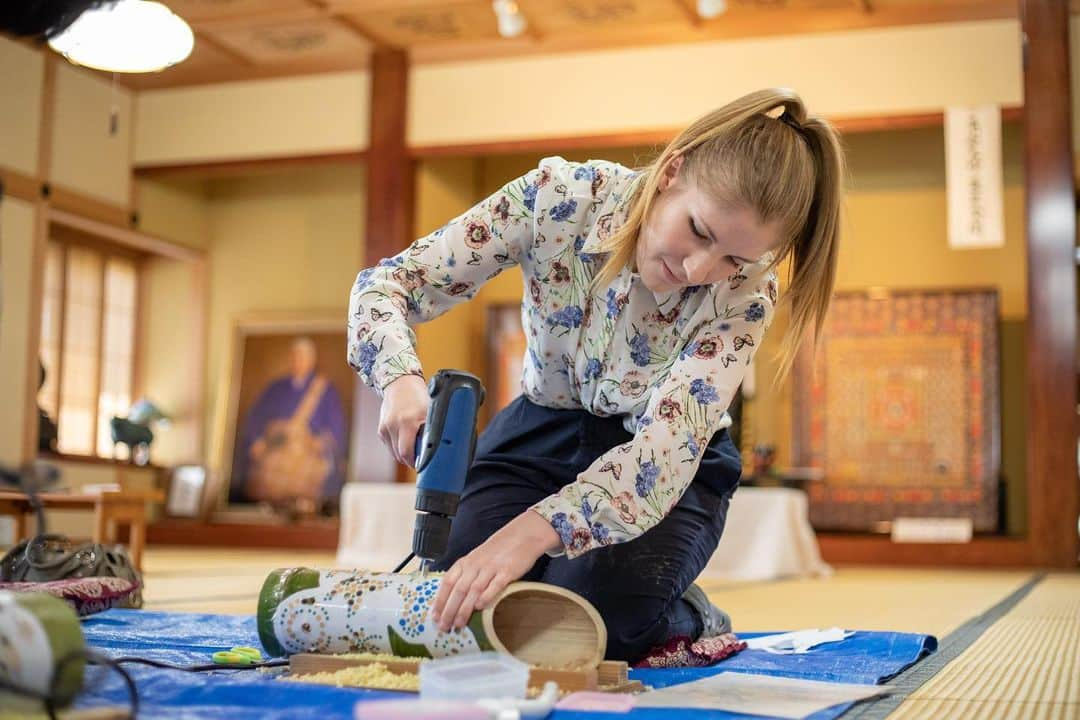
[430,395,741,662]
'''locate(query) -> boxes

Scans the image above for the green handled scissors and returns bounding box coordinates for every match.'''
[212,646,264,666]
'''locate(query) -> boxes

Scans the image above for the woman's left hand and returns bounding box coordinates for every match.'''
[432,510,562,632]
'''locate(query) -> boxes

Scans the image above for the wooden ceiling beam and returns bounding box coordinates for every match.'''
[322,0,478,12]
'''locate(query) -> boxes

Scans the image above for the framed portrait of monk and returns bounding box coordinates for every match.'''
[217,312,357,515]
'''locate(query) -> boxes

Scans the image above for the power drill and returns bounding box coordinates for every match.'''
[410,369,485,573]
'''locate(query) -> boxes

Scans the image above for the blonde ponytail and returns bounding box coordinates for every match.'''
[592,88,845,381]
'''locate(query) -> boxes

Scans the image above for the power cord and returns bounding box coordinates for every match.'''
[108,656,289,672]
[0,648,138,720]
[0,649,287,719]
[391,552,415,573]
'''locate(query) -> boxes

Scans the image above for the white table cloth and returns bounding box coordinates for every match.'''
[337,483,829,582]
[700,486,831,582]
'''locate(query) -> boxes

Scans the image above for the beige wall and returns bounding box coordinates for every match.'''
[0,197,37,466]
[139,257,205,467]
[201,165,366,464]
[0,39,45,473]
[0,37,44,176]
[49,62,134,206]
[136,178,210,251]
[1,35,134,206]
[410,20,1022,147]
[134,179,210,466]
[134,71,371,166]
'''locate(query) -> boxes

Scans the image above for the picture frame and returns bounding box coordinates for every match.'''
[211,311,383,516]
[165,465,208,518]
[485,303,527,424]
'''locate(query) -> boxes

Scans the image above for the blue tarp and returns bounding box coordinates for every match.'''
[71,610,936,720]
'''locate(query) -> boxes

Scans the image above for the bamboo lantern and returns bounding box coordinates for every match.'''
[258,569,606,669]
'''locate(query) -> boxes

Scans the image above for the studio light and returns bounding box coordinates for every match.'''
[48,0,194,73]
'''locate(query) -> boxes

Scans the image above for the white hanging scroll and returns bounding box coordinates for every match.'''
[945,105,1005,249]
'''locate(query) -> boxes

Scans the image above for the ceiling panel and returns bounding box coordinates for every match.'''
[200,16,371,64]
[341,2,502,47]
[67,0,1032,90]
[518,0,689,35]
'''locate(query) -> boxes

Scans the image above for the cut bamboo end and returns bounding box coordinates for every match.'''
[481,581,607,669]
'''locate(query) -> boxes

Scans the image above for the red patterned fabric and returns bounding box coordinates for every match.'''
[792,289,1000,531]
[0,576,140,616]
[633,632,747,668]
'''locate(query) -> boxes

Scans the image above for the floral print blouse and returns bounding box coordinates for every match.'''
[348,156,777,559]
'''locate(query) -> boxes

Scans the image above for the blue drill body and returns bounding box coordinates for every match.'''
[411,370,485,566]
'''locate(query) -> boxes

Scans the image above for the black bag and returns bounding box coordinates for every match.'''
[0,533,143,608]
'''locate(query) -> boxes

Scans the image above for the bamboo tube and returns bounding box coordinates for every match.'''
[257,569,606,669]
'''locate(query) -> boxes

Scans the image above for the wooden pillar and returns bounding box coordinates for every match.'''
[1020,0,1078,567]
[363,48,414,483]
[364,48,413,266]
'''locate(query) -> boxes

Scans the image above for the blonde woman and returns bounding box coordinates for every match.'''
[348,88,844,662]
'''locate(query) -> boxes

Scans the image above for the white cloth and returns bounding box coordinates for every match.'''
[699,487,831,582]
[337,483,828,582]
[336,482,418,571]
[743,628,853,654]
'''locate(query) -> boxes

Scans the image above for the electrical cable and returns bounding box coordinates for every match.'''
[391,552,415,573]
[107,656,289,672]
[0,647,139,720]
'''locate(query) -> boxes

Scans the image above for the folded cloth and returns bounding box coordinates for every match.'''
[633,632,747,668]
[0,576,140,616]
[744,628,855,654]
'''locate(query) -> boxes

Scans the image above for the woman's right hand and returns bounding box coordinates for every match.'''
[378,374,430,468]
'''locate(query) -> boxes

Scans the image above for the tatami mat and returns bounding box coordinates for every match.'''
[140,547,1030,641]
[139,547,337,614]
[886,574,1080,719]
[699,567,1032,638]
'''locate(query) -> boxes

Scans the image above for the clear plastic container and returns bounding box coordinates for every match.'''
[419,651,530,701]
